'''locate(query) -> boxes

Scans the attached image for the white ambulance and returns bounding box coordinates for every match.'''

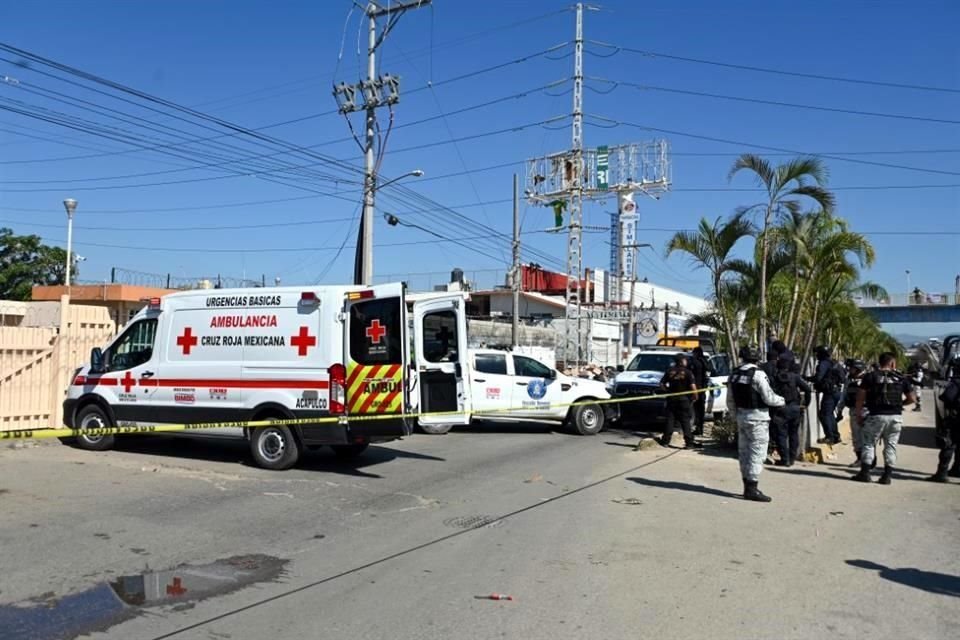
[63,284,472,469]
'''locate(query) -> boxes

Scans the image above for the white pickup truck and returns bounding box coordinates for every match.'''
[418,348,612,435]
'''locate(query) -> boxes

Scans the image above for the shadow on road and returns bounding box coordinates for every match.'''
[627,476,739,499]
[767,465,927,483]
[108,436,444,478]
[846,560,960,597]
[897,425,937,449]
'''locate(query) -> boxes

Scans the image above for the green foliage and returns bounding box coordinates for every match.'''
[671,155,892,369]
[710,415,739,449]
[0,228,70,300]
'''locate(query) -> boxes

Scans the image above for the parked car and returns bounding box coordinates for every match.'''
[609,347,688,427]
[418,348,613,435]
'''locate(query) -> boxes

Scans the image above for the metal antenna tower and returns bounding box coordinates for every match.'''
[524,5,671,368]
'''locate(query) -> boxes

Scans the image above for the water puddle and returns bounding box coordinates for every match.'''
[0,554,287,640]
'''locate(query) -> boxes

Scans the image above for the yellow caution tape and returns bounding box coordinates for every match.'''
[0,386,723,442]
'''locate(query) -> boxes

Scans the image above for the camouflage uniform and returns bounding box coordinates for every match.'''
[727,364,786,483]
[860,415,902,468]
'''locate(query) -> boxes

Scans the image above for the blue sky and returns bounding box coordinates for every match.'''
[1,0,958,335]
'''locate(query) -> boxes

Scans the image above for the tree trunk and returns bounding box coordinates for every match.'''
[784,268,801,344]
[715,273,739,366]
[758,204,772,357]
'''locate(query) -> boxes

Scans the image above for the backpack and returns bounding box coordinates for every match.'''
[828,360,847,389]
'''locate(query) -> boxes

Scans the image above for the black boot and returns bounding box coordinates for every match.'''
[743,480,772,502]
[926,464,949,483]
[852,464,873,483]
[878,466,893,485]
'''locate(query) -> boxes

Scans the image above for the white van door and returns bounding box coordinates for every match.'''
[96,317,161,425]
[344,284,411,437]
[413,296,470,426]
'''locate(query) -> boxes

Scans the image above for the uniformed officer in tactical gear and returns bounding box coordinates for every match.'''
[689,347,713,435]
[853,352,916,484]
[842,359,867,462]
[727,345,786,502]
[927,353,960,483]
[769,352,812,467]
[813,345,846,445]
[659,354,701,449]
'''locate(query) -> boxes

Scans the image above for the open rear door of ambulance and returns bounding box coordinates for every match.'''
[343,283,410,439]
[413,294,471,431]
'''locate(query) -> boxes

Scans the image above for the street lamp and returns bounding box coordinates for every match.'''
[63,198,77,289]
[358,169,423,285]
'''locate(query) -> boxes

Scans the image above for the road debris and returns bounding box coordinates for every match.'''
[476,593,514,601]
[611,497,643,505]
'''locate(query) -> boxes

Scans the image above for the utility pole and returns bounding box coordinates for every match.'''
[333,0,431,285]
[512,174,521,347]
[566,2,585,369]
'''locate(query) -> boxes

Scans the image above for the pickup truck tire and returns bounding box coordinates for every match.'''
[74,404,116,451]
[250,425,300,470]
[570,402,605,436]
[330,443,369,459]
[418,421,454,435]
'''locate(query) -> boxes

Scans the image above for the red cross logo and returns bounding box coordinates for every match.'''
[166,577,187,597]
[365,319,386,344]
[291,326,317,357]
[121,371,136,393]
[176,327,198,356]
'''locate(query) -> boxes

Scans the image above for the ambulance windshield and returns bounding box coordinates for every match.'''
[349,297,402,365]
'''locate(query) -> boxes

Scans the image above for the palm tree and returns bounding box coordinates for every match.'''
[665,213,754,361]
[728,155,835,356]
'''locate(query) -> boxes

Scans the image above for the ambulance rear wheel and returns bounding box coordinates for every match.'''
[418,421,454,435]
[330,443,369,459]
[570,402,605,436]
[250,425,300,470]
[74,405,115,451]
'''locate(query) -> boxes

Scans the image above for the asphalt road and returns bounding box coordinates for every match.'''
[1,395,958,640]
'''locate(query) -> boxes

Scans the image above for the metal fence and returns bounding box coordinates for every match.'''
[109,267,265,290]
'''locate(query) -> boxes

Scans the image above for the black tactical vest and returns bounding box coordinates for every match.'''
[731,366,766,410]
[773,371,800,406]
[865,370,905,414]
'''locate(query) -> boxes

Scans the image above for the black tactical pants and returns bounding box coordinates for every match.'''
[771,405,802,464]
[664,398,695,446]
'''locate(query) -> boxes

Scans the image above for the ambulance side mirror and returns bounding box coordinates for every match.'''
[547,369,557,380]
[617,365,625,373]
[90,347,105,373]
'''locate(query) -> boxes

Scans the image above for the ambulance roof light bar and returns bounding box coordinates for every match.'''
[139,297,162,307]
[300,291,318,302]
[346,290,375,301]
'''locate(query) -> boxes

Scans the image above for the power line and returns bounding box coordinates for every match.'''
[634,226,960,237]
[588,40,960,95]
[0,80,568,186]
[587,76,960,126]
[587,115,960,177]
[0,114,567,192]
[0,216,357,232]
[0,43,569,167]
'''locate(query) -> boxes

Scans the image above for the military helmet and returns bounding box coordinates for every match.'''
[673,353,687,365]
[815,345,831,359]
[846,358,866,373]
[739,345,761,362]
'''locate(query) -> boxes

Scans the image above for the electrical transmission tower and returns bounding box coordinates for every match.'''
[524,3,671,368]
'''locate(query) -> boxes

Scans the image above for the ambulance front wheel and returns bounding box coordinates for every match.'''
[74,405,116,451]
[570,402,605,436]
[418,421,454,435]
[250,425,300,470]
